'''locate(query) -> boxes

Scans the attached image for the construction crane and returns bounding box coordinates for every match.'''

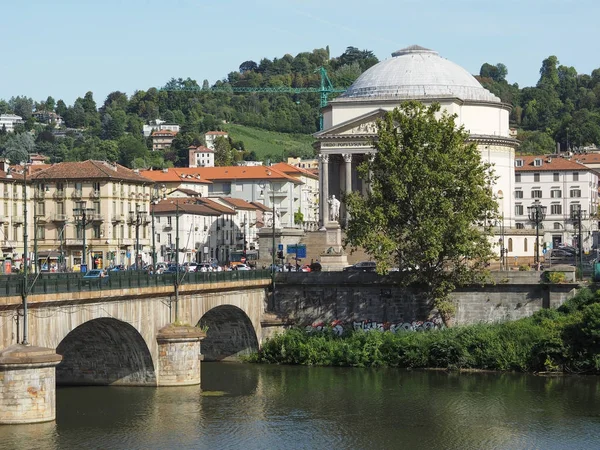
[161,67,345,130]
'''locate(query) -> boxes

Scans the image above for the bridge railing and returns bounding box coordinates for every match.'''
[0,270,272,297]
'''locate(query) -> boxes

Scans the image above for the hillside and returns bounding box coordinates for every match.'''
[224,124,315,162]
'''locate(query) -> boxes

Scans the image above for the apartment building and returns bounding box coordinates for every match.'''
[204,131,228,150]
[0,114,24,132]
[0,161,27,272]
[272,162,319,230]
[151,129,177,151]
[514,155,599,251]
[188,145,215,168]
[29,160,153,270]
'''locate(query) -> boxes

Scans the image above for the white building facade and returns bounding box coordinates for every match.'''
[514,155,599,252]
[0,114,24,132]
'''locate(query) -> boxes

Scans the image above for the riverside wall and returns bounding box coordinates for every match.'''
[272,272,579,328]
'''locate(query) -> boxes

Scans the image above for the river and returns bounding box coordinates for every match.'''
[1,364,599,449]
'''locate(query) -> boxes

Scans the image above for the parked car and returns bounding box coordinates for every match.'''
[234,264,251,271]
[300,264,312,272]
[83,269,109,285]
[183,262,199,272]
[544,248,576,265]
[343,261,377,272]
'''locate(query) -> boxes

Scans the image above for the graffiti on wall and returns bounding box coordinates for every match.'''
[305,318,444,335]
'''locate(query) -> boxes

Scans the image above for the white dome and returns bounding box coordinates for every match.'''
[340,45,500,103]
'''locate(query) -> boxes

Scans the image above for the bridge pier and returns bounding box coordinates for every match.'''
[156,325,206,386]
[0,345,62,424]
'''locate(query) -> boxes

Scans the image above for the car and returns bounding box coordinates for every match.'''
[300,264,312,272]
[183,262,199,272]
[343,261,377,272]
[544,249,576,265]
[83,269,107,279]
[234,264,251,271]
[83,269,109,285]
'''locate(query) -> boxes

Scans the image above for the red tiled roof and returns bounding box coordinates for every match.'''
[189,145,214,153]
[250,201,271,212]
[515,155,590,172]
[151,198,222,216]
[30,160,153,183]
[271,162,319,179]
[169,166,301,183]
[151,129,177,137]
[574,153,600,164]
[140,169,213,184]
[205,131,228,135]
[216,197,259,210]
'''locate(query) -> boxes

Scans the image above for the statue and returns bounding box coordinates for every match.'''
[328,195,340,222]
[264,210,281,228]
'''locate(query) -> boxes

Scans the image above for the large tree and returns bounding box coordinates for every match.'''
[345,102,497,320]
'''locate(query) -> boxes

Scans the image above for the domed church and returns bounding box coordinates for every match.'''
[314,45,519,234]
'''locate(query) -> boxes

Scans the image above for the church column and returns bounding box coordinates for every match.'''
[319,154,329,228]
[342,153,352,225]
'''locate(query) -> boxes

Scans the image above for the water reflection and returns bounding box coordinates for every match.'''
[0,365,599,449]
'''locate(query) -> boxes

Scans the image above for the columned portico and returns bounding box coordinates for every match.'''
[342,153,352,225]
[319,154,329,229]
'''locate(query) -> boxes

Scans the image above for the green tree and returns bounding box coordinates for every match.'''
[3,132,35,162]
[213,136,236,166]
[9,96,34,119]
[518,131,556,154]
[345,102,497,319]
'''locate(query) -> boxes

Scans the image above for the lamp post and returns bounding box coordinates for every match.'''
[128,206,147,270]
[570,205,587,279]
[527,200,547,268]
[73,203,95,272]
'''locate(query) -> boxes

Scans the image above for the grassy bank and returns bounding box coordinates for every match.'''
[250,289,600,373]
[224,124,314,161]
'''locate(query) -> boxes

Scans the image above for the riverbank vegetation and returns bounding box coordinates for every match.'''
[250,288,600,374]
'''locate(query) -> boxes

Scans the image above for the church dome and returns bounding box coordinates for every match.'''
[340,45,500,103]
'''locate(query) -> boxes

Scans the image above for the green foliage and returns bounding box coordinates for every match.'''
[546,272,566,283]
[253,288,600,373]
[213,136,236,166]
[519,265,531,271]
[294,209,304,225]
[345,102,496,311]
[3,132,35,162]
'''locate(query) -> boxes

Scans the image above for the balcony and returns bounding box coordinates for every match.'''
[1,240,17,249]
[12,216,24,224]
[53,191,66,200]
[71,191,82,200]
[66,239,83,246]
[52,214,68,222]
[90,213,104,222]
[163,224,173,232]
[90,190,101,199]
[111,214,125,223]
[33,190,46,200]
[34,215,48,223]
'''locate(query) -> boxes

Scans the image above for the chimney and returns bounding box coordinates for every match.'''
[162,168,168,173]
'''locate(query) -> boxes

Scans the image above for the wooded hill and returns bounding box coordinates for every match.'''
[0,47,599,169]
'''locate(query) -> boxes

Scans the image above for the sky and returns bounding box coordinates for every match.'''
[2,0,599,106]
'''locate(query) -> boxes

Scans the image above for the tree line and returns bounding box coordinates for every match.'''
[1,46,598,168]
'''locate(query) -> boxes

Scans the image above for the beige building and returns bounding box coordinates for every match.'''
[151,129,177,151]
[0,161,27,272]
[29,161,153,270]
[272,162,320,230]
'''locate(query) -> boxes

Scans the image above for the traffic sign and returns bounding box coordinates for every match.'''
[286,244,297,254]
[296,244,307,258]
[542,248,547,255]
[278,244,284,251]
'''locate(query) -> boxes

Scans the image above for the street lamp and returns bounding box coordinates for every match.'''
[73,203,95,272]
[128,206,147,270]
[570,205,588,279]
[527,200,547,267]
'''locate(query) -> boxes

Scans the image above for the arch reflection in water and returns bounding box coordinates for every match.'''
[56,317,156,386]
[198,305,259,361]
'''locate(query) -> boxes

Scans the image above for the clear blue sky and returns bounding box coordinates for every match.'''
[2,0,599,106]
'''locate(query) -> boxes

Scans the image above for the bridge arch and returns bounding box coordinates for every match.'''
[56,318,156,386]
[198,305,259,361]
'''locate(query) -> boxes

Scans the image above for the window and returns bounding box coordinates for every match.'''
[534,159,542,167]
[553,173,559,182]
[75,182,82,193]
[167,233,172,245]
[534,173,540,182]
[156,233,160,244]
[570,189,581,198]
[573,172,579,181]
[531,190,542,198]
[56,182,64,192]
[524,238,528,252]
[515,190,523,199]
[93,224,101,239]
[515,173,521,183]
[93,182,100,193]
[56,202,64,215]
[515,159,523,167]
[550,189,562,198]
[36,225,45,240]
[550,204,562,215]
[570,204,581,217]
[93,201,100,214]
[516,223,524,229]
[167,216,172,226]
[76,225,83,239]
[35,202,45,216]
[515,205,524,216]
[553,222,562,230]
[508,238,513,252]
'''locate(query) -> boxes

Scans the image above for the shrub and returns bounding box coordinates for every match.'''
[546,272,566,284]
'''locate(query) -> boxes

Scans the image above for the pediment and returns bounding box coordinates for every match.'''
[314,109,387,138]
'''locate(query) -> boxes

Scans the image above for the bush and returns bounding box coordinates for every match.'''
[546,272,566,284]
[252,288,600,373]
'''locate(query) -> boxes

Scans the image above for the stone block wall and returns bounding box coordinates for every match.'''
[157,341,202,386]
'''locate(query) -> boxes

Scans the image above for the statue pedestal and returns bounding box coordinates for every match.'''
[319,222,348,271]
